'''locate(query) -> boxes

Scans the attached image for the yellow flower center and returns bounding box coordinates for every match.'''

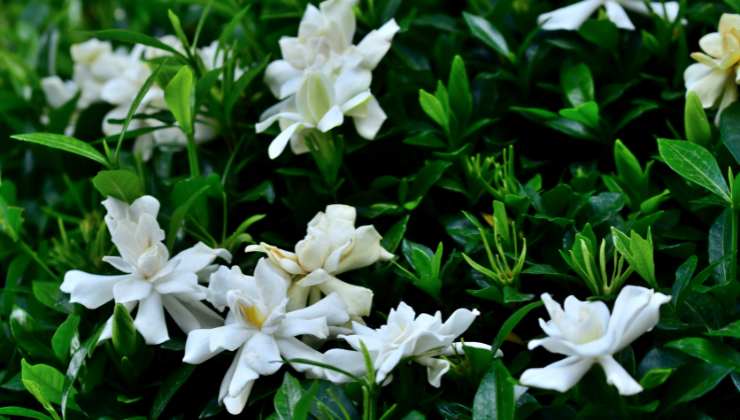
[239,303,266,329]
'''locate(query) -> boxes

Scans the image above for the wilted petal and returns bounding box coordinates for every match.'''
[684,62,729,108]
[61,271,127,309]
[134,292,169,344]
[519,356,594,392]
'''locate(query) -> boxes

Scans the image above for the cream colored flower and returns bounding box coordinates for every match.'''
[257,0,399,159]
[685,14,740,122]
[538,0,679,31]
[246,204,393,317]
[519,286,670,395]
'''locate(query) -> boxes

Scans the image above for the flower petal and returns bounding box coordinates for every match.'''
[416,356,450,387]
[519,356,594,392]
[268,122,302,159]
[321,348,367,383]
[244,332,283,375]
[598,355,643,395]
[348,95,387,140]
[607,285,670,351]
[356,19,400,69]
[169,242,231,274]
[162,295,223,333]
[61,271,126,309]
[112,277,152,303]
[538,0,602,31]
[604,2,635,30]
[316,276,371,318]
[134,292,169,344]
[183,328,226,364]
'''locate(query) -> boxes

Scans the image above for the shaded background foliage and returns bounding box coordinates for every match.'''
[1,0,739,419]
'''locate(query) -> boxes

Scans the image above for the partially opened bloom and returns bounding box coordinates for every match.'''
[685,14,740,122]
[60,195,230,345]
[246,204,393,317]
[538,0,679,31]
[519,285,670,395]
[183,259,350,415]
[321,302,490,387]
[257,0,399,159]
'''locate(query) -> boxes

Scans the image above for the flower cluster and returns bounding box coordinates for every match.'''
[256,0,400,159]
[41,37,234,159]
[684,13,740,122]
[537,0,679,31]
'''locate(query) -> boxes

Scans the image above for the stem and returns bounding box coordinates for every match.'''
[18,240,57,279]
[186,130,200,177]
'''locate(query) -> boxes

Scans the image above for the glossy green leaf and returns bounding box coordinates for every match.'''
[10,133,109,167]
[463,13,512,61]
[92,169,144,203]
[112,303,138,357]
[666,337,740,371]
[448,55,472,124]
[560,62,594,107]
[657,139,730,202]
[720,100,740,164]
[491,300,543,353]
[150,364,195,419]
[473,360,515,420]
[51,314,80,363]
[419,89,449,130]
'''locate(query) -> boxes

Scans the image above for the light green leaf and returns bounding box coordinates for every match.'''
[639,367,674,389]
[164,66,194,135]
[10,133,109,167]
[51,314,80,363]
[686,91,712,147]
[419,89,449,131]
[707,320,740,338]
[657,139,730,202]
[92,169,144,203]
[560,62,594,107]
[448,55,472,124]
[21,359,68,420]
[112,303,138,357]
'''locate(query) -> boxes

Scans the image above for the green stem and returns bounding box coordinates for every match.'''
[18,240,57,280]
[186,130,200,177]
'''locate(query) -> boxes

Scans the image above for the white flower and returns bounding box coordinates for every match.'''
[257,0,399,159]
[40,76,78,108]
[519,285,670,395]
[321,302,489,387]
[684,14,740,122]
[246,204,393,317]
[538,0,679,31]
[183,259,350,415]
[60,195,231,345]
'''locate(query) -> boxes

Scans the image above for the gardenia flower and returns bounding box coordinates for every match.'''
[538,0,679,31]
[183,259,350,415]
[684,13,740,122]
[519,285,670,395]
[321,302,490,387]
[257,0,400,159]
[246,204,393,317]
[60,195,230,345]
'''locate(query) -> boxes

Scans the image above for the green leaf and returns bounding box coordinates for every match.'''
[473,360,515,420]
[491,300,543,353]
[560,62,594,107]
[381,215,410,254]
[112,303,138,357]
[708,208,734,284]
[559,101,599,128]
[150,364,195,419]
[21,359,67,420]
[614,139,647,200]
[167,184,212,250]
[666,337,740,371]
[657,139,730,202]
[419,89,449,131]
[707,320,740,338]
[51,314,80,363]
[671,255,697,309]
[639,367,674,390]
[10,133,109,167]
[686,91,712,147]
[274,373,312,420]
[664,361,732,407]
[92,169,145,203]
[463,12,512,61]
[448,55,472,124]
[720,100,740,164]
[164,66,194,135]
[0,198,24,241]
[0,407,53,420]
[167,10,191,55]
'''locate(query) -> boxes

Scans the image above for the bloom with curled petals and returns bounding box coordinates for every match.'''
[60,195,230,345]
[183,259,350,415]
[321,301,491,387]
[684,14,740,123]
[519,285,670,395]
[257,0,399,159]
[246,204,393,317]
[538,0,679,31]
